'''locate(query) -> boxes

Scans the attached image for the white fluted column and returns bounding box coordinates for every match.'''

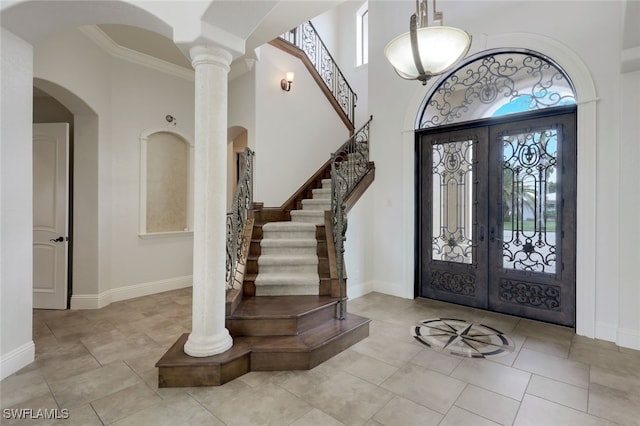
[184,45,233,357]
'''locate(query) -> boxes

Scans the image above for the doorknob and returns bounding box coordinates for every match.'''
[479,226,485,242]
[49,236,64,242]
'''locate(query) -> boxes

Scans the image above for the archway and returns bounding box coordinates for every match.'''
[0,0,181,379]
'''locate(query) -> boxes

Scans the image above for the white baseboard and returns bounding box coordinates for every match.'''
[617,327,640,350]
[372,280,413,299]
[347,280,374,300]
[70,275,192,309]
[594,321,618,343]
[0,341,35,380]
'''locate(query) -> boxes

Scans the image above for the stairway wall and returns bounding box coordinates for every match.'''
[252,43,349,207]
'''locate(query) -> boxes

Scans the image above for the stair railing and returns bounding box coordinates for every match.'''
[280,21,357,128]
[330,116,373,318]
[226,148,254,293]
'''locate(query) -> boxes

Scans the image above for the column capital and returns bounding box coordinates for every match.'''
[190,45,232,70]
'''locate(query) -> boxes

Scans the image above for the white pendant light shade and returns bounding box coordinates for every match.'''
[385,26,471,81]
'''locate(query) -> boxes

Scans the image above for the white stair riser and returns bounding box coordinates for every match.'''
[263,230,316,240]
[312,188,331,199]
[302,199,331,211]
[255,284,319,296]
[261,245,316,256]
[259,264,318,275]
[290,211,324,224]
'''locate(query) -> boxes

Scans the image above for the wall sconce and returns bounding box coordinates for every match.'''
[280,72,294,92]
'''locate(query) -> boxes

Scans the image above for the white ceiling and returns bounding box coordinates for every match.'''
[97,24,193,69]
[91,1,344,71]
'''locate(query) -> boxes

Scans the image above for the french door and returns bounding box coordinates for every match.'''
[417,108,576,326]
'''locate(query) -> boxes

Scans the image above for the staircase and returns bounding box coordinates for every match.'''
[255,178,333,296]
[157,118,375,387]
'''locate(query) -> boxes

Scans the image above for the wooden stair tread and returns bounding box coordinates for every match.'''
[246,313,369,352]
[156,313,370,386]
[229,295,337,319]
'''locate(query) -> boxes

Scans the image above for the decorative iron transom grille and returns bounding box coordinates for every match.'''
[417,51,575,129]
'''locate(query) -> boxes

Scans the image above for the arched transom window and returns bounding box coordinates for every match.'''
[416,50,576,129]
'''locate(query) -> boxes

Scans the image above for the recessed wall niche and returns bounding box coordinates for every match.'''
[139,130,193,236]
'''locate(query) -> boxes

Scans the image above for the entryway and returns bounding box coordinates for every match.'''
[417,107,577,327]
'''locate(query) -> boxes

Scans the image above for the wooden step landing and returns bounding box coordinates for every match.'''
[227,295,338,336]
[156,312,370,387]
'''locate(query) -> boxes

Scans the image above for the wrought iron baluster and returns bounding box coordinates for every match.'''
[279,21,357,127]
[225,148,254,293]
[330,117,373,318]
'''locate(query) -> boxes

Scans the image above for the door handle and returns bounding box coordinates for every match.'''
[479,225,485,242]
[489,227,502,243]
[49,236,64,242]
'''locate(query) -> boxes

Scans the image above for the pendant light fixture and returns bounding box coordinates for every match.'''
[384,0,471,85]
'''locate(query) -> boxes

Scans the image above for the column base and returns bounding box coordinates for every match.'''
[184,329,233,357]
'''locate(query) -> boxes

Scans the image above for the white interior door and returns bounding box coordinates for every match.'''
[33,123,69,309]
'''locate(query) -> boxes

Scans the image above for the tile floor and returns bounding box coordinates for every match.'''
[2,289,640,425]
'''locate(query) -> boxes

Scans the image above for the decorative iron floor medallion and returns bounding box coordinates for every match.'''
[412,318,515,358]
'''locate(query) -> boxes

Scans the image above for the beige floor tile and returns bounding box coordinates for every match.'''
[322,349,398,385]
[0,369,51,409]
[588,382,640,426]
[277,367,333,397]
[39,353,101,382]
[91,381,163,424]
[5,290,640,426]
[82,332,161,365]
[486,332,526,367]
[33,320,54,340]
[1,393,59,426]
[525,374,588,411]
[53,404,103,426]
[206,383,312,426]
[455,384,520,425]
[369,319,415,343]
[144,322,189,347]
[47,319,117,342]
[474,311,521,334]
[409,347,462,375]
[373,396,443,426]
[295,372,393,425]
[514,394,615,426]
[590,363,640,395]
[514,347,589,388]
[381,363,466,414]
[122,346,168,375]
[186,378,252,408]
[440,406,500,426]
[513,318,574,342]
[451,358,531,400]
[290,408,345,426]
[114,314,176,334]
[110,394,224,426]
[49,361,141,408]
[522,335,571,358]
[350,334,422,367]
[570,341,640,372]
[35,340,91,363]
[237,370,294,388]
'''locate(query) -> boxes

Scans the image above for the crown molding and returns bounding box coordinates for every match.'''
[79,25,195,82]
